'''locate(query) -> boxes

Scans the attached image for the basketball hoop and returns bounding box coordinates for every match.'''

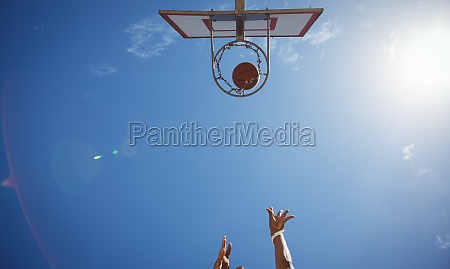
[159,0,323,98]
[212,40,269,97]
[208,8,270,97]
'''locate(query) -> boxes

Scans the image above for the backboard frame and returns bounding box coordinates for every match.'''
[159,8,323,39]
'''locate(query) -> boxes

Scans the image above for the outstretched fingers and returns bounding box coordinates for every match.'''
[217,236,226,258]
[221,236,226,249]
[225,242,232,259]
[277,210,283,217]
[282,209,295,220]
[215,236,231,269]
[267,207,296,221]
[286,215,295,221]
[266,207,274,217]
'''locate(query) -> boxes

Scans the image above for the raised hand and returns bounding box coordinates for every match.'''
[213,236,232,269]
[213,236,244,269]
[266,207,295,236]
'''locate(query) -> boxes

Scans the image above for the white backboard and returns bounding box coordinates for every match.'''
[159,9,323,38]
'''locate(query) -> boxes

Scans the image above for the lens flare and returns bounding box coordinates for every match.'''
[121,139,137,158]
[51,140,100,194]
[1,177,14,188]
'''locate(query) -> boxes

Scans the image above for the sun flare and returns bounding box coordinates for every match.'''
[394,21,450,91]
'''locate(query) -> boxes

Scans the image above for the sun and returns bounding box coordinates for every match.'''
[393,20,450,91]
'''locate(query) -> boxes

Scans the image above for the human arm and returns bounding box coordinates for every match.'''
[266,207,295,269]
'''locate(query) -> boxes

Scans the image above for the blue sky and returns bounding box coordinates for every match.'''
[1,0,450,268]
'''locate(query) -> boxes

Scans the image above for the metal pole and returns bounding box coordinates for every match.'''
[235,0,245,41]
[209,15,215,78]
[266,13,270,76]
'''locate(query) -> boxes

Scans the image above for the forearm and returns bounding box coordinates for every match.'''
[273,234,294,269]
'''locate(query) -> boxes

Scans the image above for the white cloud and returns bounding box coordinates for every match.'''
[263,21,339,68]
[401,143,414,161]
[418,168,433,175]
[418,1,427,9]
[382,32,398,59]
[274,38,303,69]
[35,22,44,35]
[82,92,99,99]
[125,17,177,59]
[88,63,118,77]
[213,2,232,11]
[436,233,450,249]
[357,5,366,12]
[279,44,300,64]
[304,21,341,45]
[360,21,372,28]
[244,0,287,9]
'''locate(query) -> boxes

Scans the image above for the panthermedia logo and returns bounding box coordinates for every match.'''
[128,122,315,147]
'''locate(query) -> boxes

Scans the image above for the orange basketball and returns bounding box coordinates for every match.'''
[232,62,260,90]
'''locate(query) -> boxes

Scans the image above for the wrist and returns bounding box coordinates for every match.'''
[270,228,284,236]
[271,229,285,243]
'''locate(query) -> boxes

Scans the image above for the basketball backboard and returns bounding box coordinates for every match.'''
[159,9,323,39]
